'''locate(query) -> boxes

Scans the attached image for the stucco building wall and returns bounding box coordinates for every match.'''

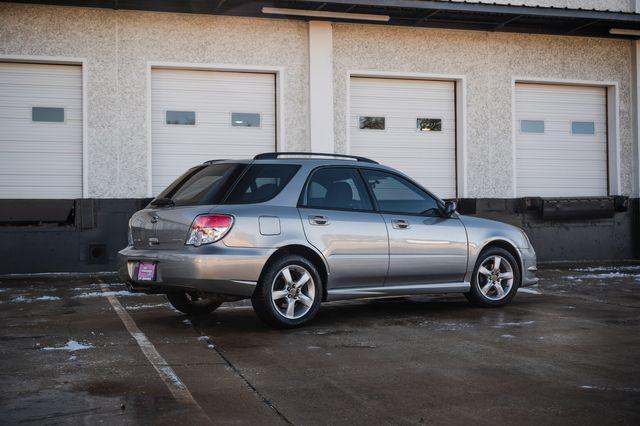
[0,3,636,199]
[332,24,634,198]
[0,3,310,198]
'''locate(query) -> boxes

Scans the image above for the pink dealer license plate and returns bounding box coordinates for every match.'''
[137,262,156,281]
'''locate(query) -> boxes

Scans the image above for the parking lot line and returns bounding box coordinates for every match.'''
[97,280,211,423]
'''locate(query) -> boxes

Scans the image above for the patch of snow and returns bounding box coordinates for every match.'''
[307,346,321,350]
[125,303,168,310]
[421,320,474,331]
[74,290,147,298]
[207,344,215,349]
[10,295,61,303]
[42,340,94,352]
[1,271,116,279]
[580,385,640,393]
[218,305,253,310]
[572,265,640,272]
[493,320,535,328]
[182,319,192,326]
[35,295,62,301]
[564,272,640,280]
[69,355,77,361]
[501,334,516,339]
[518,288,541,295]
[197,336,209,341]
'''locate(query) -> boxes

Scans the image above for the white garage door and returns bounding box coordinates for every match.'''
[0,63,82,198]
[349,77,457,199]
[151,69,276,195]
[515,83,608,197]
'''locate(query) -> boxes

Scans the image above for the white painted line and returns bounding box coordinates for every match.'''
[98,282,210,421]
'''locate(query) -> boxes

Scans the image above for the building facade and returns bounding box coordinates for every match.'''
[1,0,639,273]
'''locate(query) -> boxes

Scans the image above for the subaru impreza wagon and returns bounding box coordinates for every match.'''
[119,152,538,328]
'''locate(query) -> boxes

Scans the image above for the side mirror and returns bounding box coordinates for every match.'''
[442,201,457,217]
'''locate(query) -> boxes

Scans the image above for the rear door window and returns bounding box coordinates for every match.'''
[155,163,246,206]
[300,167,373,211]
[225,164,300,204]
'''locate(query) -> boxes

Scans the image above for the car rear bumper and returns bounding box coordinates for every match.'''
[520,246,539,287]
[117,245,274,298]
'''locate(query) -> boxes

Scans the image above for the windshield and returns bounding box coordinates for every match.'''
[154,163,246,207]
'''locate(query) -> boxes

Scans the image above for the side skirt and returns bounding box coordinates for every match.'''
[326,282,471,302]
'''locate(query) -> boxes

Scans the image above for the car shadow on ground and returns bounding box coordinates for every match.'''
[173,294,540,336]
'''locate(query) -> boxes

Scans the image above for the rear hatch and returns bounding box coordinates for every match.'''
[130,162,246,250]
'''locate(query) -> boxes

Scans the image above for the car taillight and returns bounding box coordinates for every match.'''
[186,214,234,247]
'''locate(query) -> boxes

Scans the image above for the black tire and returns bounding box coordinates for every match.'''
[166,292,222,315]
[252,255,323,329]
[465,247,521,307]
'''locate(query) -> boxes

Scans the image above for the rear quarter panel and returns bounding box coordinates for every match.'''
[215,204,310,249]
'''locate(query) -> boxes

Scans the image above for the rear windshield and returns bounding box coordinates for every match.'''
[155,163,246,206]
[224,164,300,204]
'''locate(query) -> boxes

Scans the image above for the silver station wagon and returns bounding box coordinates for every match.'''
[119,152,538,328]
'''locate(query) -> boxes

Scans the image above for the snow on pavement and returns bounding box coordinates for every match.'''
[41,340,95,351]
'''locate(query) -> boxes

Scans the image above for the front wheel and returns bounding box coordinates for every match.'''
[252,255,323,329]
[166,292,222,315]
[465,247,520,307]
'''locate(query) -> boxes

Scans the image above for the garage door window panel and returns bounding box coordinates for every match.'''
[358,116,385,130]
[231,112,261,128]
[166,111,196,125]
[520,120,544,133]
[32,107,65,123]
[417,118,442,132]
[571,121,595,135]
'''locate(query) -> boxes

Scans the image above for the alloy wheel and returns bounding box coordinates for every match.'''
[270,265,316,320]
[477,255,514,301]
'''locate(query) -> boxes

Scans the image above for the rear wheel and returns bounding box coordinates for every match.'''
[252,255,322,328]
[166,292,222,315]
[465,247,520,307]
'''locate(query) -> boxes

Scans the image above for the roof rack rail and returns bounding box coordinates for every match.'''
[202,159,229,164]
[253,152,378,164]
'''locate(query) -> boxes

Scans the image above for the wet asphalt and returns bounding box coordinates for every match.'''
[1,265,639,425]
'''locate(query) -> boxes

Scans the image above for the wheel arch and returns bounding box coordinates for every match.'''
[259,244,330,301]
[478,238,524,280]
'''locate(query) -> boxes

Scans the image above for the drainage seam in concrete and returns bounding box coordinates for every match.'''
[192,326,293,426]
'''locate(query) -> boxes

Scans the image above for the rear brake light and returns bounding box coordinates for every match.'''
[186,214,234,247]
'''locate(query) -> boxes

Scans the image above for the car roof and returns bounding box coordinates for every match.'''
[203,152,388,168]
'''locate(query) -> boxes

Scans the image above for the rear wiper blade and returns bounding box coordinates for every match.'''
[150,197,175,207]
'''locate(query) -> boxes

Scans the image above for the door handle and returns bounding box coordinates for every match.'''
[308,215,329,225]
[392,219,410,229]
